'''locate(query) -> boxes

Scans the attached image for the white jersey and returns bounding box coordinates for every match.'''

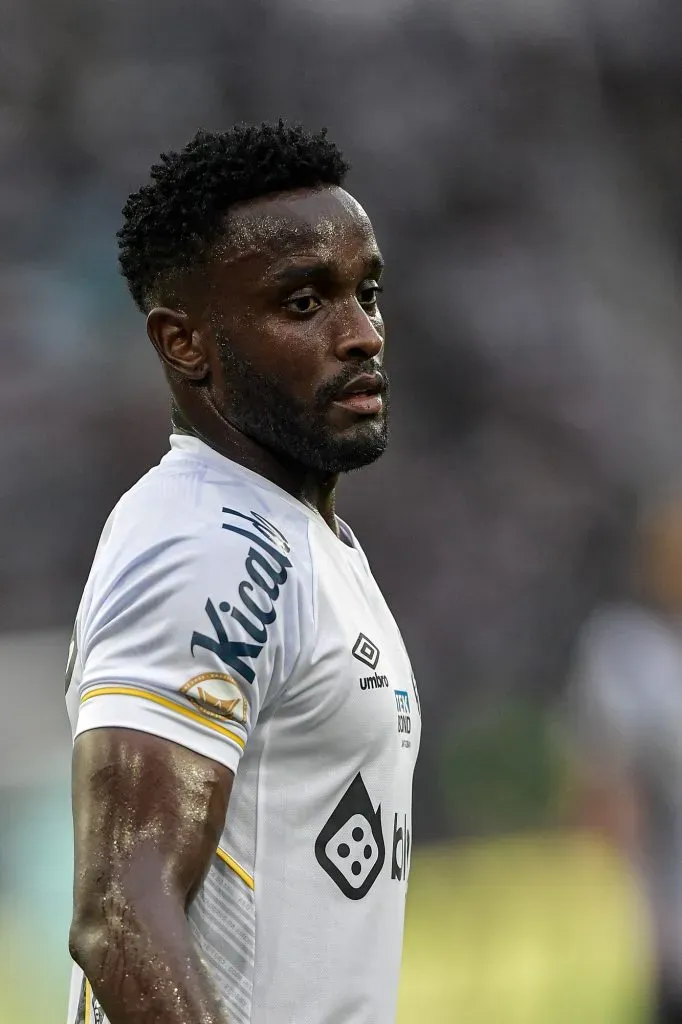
[65,433,420,1024]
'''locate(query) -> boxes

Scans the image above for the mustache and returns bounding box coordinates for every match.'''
[316,362,389,406]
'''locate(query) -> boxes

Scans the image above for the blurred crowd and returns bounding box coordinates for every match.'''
[3,0,682,841]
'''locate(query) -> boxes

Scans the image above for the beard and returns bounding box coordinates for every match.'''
[214,343,390,475]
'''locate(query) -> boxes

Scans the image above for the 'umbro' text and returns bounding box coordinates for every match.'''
[359,673,390,690]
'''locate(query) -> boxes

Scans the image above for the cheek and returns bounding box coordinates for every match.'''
[240,318,329,393]
[279,339,327,399]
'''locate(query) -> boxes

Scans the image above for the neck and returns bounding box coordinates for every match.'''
[171,404,339,534]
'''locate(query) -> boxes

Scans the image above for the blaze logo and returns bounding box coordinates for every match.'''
[391,813,412,881]
[315,774,385,900]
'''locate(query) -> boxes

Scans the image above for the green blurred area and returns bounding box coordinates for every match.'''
[438,698,568,834]
[398,836,650,1024]
[0,828,650,1024]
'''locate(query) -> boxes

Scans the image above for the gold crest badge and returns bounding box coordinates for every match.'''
[180,672,248,724]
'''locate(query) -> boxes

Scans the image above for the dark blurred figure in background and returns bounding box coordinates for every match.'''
[565,501,682,1024]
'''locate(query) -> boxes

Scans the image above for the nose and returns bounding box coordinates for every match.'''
[333,303,384,363]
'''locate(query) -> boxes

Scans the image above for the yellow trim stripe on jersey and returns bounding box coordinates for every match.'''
[84,979,92,1024]
[216,847,255,890]
[80,685,246,749]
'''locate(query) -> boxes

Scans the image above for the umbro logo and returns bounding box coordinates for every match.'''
[352,633,380,670]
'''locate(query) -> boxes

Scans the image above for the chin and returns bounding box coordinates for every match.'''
[314,421,389,474]
[264,412,388,475]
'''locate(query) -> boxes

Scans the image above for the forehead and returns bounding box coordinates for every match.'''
[216,186,381,275]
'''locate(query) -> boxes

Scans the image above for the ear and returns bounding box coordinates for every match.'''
[146,307,209,381]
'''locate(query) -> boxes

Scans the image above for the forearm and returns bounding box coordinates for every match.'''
[70,729,234,1022]
[71,897,229,1024]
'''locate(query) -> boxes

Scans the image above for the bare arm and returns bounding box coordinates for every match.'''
[69,727,234,1023]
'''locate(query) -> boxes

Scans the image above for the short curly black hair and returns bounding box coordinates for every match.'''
[117,120,350,312]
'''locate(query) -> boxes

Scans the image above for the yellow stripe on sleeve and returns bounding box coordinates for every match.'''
[84,979,92,1024]
[80,685,245,749]
[215,847,255,890]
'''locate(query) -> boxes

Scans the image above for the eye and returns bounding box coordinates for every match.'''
[284,293,322,316]
[358,282,383,309]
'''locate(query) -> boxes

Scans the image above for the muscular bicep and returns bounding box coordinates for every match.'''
[72,728,233,927]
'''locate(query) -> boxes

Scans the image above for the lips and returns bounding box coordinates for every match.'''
[333,373,385,416]
[337,373,384,399]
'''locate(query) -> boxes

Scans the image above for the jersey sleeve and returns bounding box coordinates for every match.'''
[72,509,309,774]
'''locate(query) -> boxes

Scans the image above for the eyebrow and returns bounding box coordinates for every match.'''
[270,253,385,288]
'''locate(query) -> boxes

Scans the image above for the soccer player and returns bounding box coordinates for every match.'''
[65,122,421,1024]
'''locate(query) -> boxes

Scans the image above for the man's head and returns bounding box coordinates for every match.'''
[118,122,388,476]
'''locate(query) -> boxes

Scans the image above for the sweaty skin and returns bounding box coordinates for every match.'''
[70,729,233,1023]
[70,185,386,1023]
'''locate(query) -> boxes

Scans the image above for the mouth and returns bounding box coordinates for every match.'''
[332,372,385,417]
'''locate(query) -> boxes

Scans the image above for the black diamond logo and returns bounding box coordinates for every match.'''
[315,773,385,899]
[352,633,380,670]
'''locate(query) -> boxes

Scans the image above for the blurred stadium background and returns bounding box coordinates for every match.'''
[3,0,682,1019]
